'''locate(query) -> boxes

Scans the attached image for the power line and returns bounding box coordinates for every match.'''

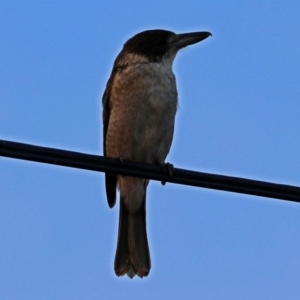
[1,139,300,202]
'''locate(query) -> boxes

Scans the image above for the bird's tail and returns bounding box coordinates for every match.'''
[114,194,151,278]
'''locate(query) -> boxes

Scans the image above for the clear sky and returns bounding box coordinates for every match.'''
[1,1,300,299]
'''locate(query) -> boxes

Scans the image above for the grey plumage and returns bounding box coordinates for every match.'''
[102,29,211,278]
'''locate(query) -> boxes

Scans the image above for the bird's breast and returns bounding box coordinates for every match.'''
[106,62,178,163]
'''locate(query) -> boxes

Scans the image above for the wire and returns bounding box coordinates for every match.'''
[1,139,300,202]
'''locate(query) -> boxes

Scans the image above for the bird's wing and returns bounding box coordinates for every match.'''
[102,69,118,208]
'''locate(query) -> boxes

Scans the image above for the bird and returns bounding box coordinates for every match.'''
[102,29,211,278]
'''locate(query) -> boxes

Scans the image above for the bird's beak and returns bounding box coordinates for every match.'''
[174,31,212,50]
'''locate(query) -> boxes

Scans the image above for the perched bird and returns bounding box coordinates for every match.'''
[102,29,211,278]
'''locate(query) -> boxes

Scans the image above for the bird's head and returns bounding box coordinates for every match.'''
[115,29,211,66]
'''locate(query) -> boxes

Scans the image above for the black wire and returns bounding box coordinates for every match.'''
[1,139,300,202]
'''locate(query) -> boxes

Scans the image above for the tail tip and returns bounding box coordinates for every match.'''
[115,265,150,279]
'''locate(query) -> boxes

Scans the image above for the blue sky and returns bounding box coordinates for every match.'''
[1,1,300,299]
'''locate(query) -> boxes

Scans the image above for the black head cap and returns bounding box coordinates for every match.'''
[124,29,176,61]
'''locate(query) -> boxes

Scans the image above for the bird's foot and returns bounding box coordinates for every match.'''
[160,162,174,185]
[117,155,126,179]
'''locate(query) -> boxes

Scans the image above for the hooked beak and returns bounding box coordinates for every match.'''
[174,31,212,50]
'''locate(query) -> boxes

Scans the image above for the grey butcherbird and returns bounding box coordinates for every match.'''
[102,29,211,278]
